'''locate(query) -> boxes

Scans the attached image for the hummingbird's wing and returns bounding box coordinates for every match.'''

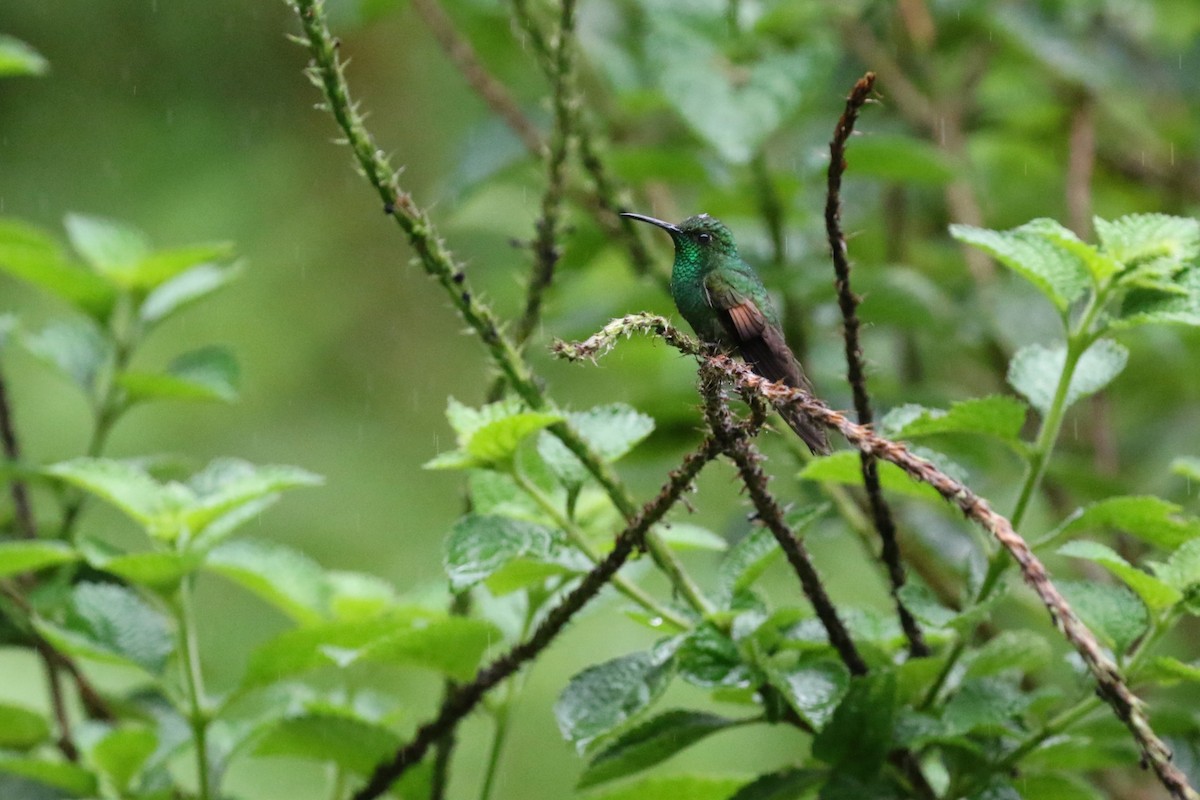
[703,271,832,455]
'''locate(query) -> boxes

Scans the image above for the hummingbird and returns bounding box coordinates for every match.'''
[621,212,831,455]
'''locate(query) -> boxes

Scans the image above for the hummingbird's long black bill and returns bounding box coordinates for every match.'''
[620,212,681,234]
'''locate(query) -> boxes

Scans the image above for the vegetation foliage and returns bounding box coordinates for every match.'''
[3,2,1200,800]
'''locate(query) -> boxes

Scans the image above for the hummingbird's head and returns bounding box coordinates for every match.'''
[620,212,738,270]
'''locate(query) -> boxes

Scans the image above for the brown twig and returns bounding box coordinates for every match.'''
[555,314,1197,800]
[825,72,928,658]
[351,438,721,800]
[700,368,868,676]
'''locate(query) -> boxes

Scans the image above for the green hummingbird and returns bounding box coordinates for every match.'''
[621,212,831,455]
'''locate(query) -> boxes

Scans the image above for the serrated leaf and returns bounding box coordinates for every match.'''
[1007,339,1127,416]
[64,214,150,283]
[1096,214,1200,267]
[1114,266,1200,329]
[183,459,322,544]
[727,768,825,800]
[326,571,400,619]
[964,630,1051,679]
[763,656,849,730]
[429,397,563,470]
[880,396,1028,443]
[253,711,401,776]
[22,318,112,397]
[581,774,749,800]
[119,346,239,404]
[1058,540,1182,610]
[555,647,677,753]
[0,218,115,315]
[950,221,1090,312]
[716,527,779,605]
[1152,538,1200,595]
[0,35,49,76]
[140,263,241,326]
[538,403,654,488]
[896,581,958,629]
[45,458,180,530]
[0,540,79,578]
[90,548,195,593]
[89,726,156,793]
[1054,495,1200,549]
[943,678,1030,735]
[678,623,754,689]
[578,710,737,789]
[1021,218,1121,283]
[654,521,727,552]
[443,513,585,593]
[0,704,50,750]
[36,582,173,675]
[811,673,896,771]
[1056,579,1147,654]
[242,608,498,687]
[205,538,330,624]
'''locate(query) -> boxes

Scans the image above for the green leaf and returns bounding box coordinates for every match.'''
[64,213,150,283]
[578,710,738,789]
[252,711,401,776]
[950,221,1090,312]
[1146,656,1200,685]
[1172,456,1200,483]
[811,672,896,772]
[326,571,401,619]
[1058,540,1182,611]
[426,397,563,470]
[36,582,173,675]
[964,630,1051,679]
[0,755,97,796]
[762,656,850,730]
[139,263,241,326]
[1096,214,1200,268]
[0,35,49,76]
[1021,218,1121,284]
[1056,579,1148,654]
[942,678,1030,735]
[443,513,586,593]
[654,521,727,552]
[183,458,322,545]
[1007,339,1128,416]
[538,403,654,488]
[126,242,234,290]
[0,703,50,750]
[582,774,749,800]
[896,581,958,629]
[0,218,114,314]
[0,540,79,578]
[846,133,955,185]
[1053,495,1200,549]
[205,538,330,624]
[716,527,779,605]
[646,9,830,164]
[89,726,156,794]
[87,547,195,593]
[880,396,1028,444]
[554,647,677,752]
[22,318,112,397]
[677,623,754,688]
[118,346,240,404]
[1114,263,1200,329]
[1154,538,1200,594]
[45,458,180,530]
[242,607,498,686]
[727,768,825,800]
[799,451,945,502]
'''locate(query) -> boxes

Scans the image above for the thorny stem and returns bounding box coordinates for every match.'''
[555,314,1198,800]
[350,438,722,800]
[289,0,711,617]
[512,470,691,630]
[825,72,927,657]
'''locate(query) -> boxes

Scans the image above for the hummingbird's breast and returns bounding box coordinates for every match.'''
[671,262,727,344]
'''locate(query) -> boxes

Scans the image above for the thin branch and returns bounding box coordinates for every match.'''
[700,369,868,676]
[351,437,722,800]
[289,0,711,616]
[555,314,1197,800]
[0,369,35,540]
[411,0,543,155]
[826,72,928,658]
[514,0,576,346]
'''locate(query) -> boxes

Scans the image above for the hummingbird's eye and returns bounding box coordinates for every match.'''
[697,232,712,245]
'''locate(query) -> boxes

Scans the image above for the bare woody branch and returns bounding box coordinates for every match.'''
[554,314,1198,800]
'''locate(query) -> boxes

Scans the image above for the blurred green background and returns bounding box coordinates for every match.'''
[4,1,1200,798]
